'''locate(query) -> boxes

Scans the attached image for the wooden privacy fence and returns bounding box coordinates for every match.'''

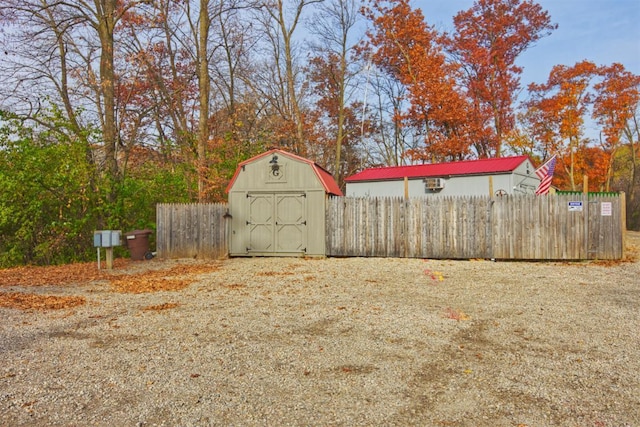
[156,194,625,260]
[325,194,625,260]
[156,203,228,259]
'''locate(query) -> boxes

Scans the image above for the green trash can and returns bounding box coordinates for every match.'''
[125,229,153,260]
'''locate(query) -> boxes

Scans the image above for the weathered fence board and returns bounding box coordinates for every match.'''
[156,203,228,259]
[326,194,624,260]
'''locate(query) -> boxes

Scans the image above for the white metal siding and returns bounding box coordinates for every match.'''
[345,159,540,198]
[346,175,540,198]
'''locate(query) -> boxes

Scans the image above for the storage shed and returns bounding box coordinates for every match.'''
[345,156,539,198]
[226,149,342,257]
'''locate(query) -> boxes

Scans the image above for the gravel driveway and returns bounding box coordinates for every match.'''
[1,232,639,426]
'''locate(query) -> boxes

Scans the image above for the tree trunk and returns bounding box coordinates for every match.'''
[197,0,210,202]
[96,0,119,201]
[283,27,304,155]
[334,49,347,185]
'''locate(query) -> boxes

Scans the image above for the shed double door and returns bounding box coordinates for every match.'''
[247,192,307,254]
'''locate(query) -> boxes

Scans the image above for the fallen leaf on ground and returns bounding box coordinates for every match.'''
[443,307,470,321]
[142,302,180,311]
[0,292,86,310]
[0,260,220,308]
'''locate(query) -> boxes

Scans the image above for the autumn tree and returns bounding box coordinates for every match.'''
[0,2,90,154]
[115,0,263,202]
[592,63,640,229]
[525,60,599,190]
[306,0,363,185]
[502,111,540,157]
[306,55,368,184]
[361,0,474,162]
[0,0,151,211]
[447,0,556,157]
[592,63,640,192]
[116,0,198,165]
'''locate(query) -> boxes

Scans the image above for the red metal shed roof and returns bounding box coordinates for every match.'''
[345,156,531,182]
[226,149,343,196]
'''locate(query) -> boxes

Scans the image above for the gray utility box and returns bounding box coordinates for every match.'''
[94,230,122,248]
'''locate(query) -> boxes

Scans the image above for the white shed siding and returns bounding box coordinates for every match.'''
[227,150,335,257]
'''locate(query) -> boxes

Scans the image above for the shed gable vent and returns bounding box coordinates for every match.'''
[424,178,445,190]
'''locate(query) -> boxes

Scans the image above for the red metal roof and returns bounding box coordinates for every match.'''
[345,156,531,182]
[226,149,343,196]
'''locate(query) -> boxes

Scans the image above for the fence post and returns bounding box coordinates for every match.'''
[620,191,626,258]
[583,177,589,260]
[404,177,409,200]
[486,197,495,260]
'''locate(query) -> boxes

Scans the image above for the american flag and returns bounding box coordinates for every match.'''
[535,155,557,195]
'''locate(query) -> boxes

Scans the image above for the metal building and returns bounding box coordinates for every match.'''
[226,149,342,257]
[345,156,540,198]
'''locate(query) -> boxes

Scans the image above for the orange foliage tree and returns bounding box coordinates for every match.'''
[525,60,599,190]
[306,53,367,188]
[592,63,640,192]
[525,60,639,197]
[551,146,610,191]
[361,0,474,162]
[447,0,556,158]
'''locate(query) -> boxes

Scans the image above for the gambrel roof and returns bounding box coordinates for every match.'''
[226,148,343,196]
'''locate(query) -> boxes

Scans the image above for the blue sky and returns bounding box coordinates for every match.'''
[415,0,640,88]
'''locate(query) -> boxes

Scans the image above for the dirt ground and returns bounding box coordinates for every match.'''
[0,232,638,426]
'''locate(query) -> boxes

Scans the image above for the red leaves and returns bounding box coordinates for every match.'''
[525,60,639,191]
[109,264,219,294]
[449,0,557,156]
[593,63,640,147]
[363,0,473,160]
[363,0,560,160]
[0,261,219,309]
[0,261,111,287]
[0,293,86,310]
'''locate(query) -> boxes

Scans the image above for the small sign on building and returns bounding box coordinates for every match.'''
[601,202,612,216]
[568,201,583,212]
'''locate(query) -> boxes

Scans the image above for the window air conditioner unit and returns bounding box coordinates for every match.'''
[424,178,445,190]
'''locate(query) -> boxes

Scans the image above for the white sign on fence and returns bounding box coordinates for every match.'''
[568,201,583,212]
[601,202,612,216]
